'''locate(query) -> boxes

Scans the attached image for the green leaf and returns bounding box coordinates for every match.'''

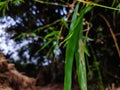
[37,38,55,52]
[13,33,26,40]
[116,3,120,13]
[45,31,58,39]
[0,1,7,16]
[61,18,68,29]
[64,3,93,90]
[75,40,87,90]
[83,43,90,56]
[63,3,80,46]
[64,4,85,90]
[69,3,79,31]
[0,1,6,6]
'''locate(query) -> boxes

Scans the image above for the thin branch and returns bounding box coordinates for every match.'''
[83,19,92,43]
[77,0,120,11]
[34,0,69,8]
[34,19,61,32]
[99,14,120,57]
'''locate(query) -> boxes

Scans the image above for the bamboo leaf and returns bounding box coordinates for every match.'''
[64,4,85,90]
[75,40,87,90]
[37,38,55,52]
[63,3,80,46]
[116,3,120,13]
[0,1,6,6]
[45,31,58,39]
[13,33,26,40]
[69,3,79,31]
[64,2,92,90]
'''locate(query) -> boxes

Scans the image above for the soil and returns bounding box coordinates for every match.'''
[0,52,120,90]
[36,83,80,90]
